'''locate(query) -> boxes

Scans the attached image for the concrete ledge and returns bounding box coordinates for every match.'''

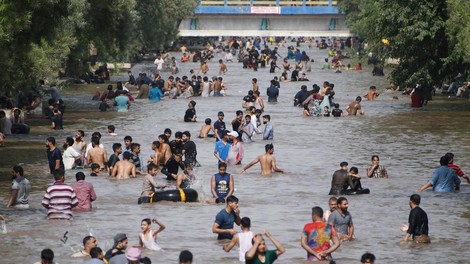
[178,29,352,37]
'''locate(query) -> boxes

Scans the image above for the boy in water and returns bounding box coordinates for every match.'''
[223,217,254,262]
[199,118,215,138]
[108,125,117,136]
[136,217,165,251]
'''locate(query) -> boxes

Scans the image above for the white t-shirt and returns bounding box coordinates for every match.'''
[63,147,81,170]
[154,58,164,70]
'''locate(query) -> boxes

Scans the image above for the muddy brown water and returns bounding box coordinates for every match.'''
[0,43,469,263]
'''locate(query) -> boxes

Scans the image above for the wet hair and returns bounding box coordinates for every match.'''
[262,115,270,120]
[112,143,122,152]
[164,128,172,135]
[361,252,376,263]
[218,162,227,169]
[301,85,307,90]
[265,143,274,152]
[182,131,191,138]
[147,163,158,172]
[90,163,100,171]
[124,135,133,142]
[47,137,56,146]
[141,257,152,264]
[131,143,140,151]
[76,172,85,181]
[90,247,102,258]
[65,137,74,148]
[83,235,94,246]
[91,131,102,139]
[123,152,132,160]
[53,170,65,180]
[371,155,379,161]
[304,104,309,110]
[410,194,421,205]
[236,110,243,116]
[174,131,183,139]
[92,137,100,147]
[179,250,193,262]
[240,217,251,228]
[440,155,449,166]
[252,78,257,83]
[204,118,212,125]
[108,125,115,132]
[349,167,359,174]
[203,76,208,81]
[13,165,24,176]
[340,161,348,167]
[444,152,454,163]
[159,134,169,143]
[142,218,151,225]
[77,130,85,137]
[40,248,54,262]
[355,96,362,102]
[311,206,323,218]
[226,195,239,204]
[255,109,262,114]
[189,100,196,107]
[337,197,348,205]
[370,85,376,90]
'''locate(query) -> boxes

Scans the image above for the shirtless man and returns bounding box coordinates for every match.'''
[199,118,215,138]
[240,144,283,176]
[86,138,108,171]
[346,96,365,116]
[158,134,172,164]
[149,141,160,167]
[163,76,174,95]
[111,152,136,179]
[219,59,228,75]
[363,86,379,100]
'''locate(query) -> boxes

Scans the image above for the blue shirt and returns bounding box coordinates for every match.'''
[429,166,460,192]
[214,140,230,162]
[263,122,273,140]
[114,95,129,112]
[214,208,237,240]
[148,87,163,102]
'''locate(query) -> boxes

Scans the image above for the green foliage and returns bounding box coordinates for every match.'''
[136,0,197,50]
[338,0,467,86]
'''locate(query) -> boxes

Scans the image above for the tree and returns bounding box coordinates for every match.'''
[135,0,197,51]
[338,0,464,87]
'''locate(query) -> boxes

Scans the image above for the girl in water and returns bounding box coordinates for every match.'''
[137,217,165,251]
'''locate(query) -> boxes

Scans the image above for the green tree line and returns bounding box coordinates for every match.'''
[338,0,470,87]
[0,0,197,92]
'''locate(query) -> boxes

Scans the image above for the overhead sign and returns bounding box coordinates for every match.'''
[250,6,280,14]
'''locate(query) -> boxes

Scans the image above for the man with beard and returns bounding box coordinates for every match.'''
[328,197,354,241]
[182,131,198,167]
[46,137,64,176]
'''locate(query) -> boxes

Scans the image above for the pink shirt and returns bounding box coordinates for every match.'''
[71,180,96,210]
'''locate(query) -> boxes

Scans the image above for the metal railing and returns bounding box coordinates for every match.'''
[198,0,337,6]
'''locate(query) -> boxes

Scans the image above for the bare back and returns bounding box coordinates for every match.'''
[88,147,108,170]
[112,160,136,179]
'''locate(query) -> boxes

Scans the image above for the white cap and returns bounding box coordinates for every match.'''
[227,131,239,138]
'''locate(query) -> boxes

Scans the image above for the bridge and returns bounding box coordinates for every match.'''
[178,0,351,37]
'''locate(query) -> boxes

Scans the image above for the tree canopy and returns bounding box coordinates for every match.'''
[0,0,197,92]
[338,0,470,86]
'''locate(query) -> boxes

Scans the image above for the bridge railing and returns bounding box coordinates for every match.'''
[199,0,337,6]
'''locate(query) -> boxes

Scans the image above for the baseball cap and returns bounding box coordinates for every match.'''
[113,233,127,244]
[227,131,239,138]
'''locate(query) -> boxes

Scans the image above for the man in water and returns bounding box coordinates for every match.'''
[346,96,365,116]
[42,170,78,220]
[418,156,460,192]
[301,206,340,261]
[226,131,243,165]
[111,152,136,179]
[6,165,31,209]
[266,79,279,103]
[46,136,65,176]
[323,197,337,222]
[363,85,380,100]
[214,111,226,141]
[211,162,234,204]
[71,235,98,258]
[212,195,241,240]
[182,131,198,167]
[86,137,108,172]
[401,194,430,243]
[262,115,273,140]
[328,196,354,241]
[214,131,230,164]
[241,144,284,176]
[114,90,130,112]
[71,172,96,210]
[328,161,357,195]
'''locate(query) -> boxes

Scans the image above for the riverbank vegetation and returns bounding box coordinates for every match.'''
[338,0,470,87]
[0,0,197,92]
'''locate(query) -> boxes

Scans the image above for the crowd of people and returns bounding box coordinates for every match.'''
[2,36,469,264]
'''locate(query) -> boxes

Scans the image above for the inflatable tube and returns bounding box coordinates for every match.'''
[138,188,198,204]
[344,188,370,195]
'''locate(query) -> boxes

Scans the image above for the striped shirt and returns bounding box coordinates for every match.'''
[42,181,78,219]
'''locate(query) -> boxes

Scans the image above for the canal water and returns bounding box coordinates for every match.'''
[0,42,469,263]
